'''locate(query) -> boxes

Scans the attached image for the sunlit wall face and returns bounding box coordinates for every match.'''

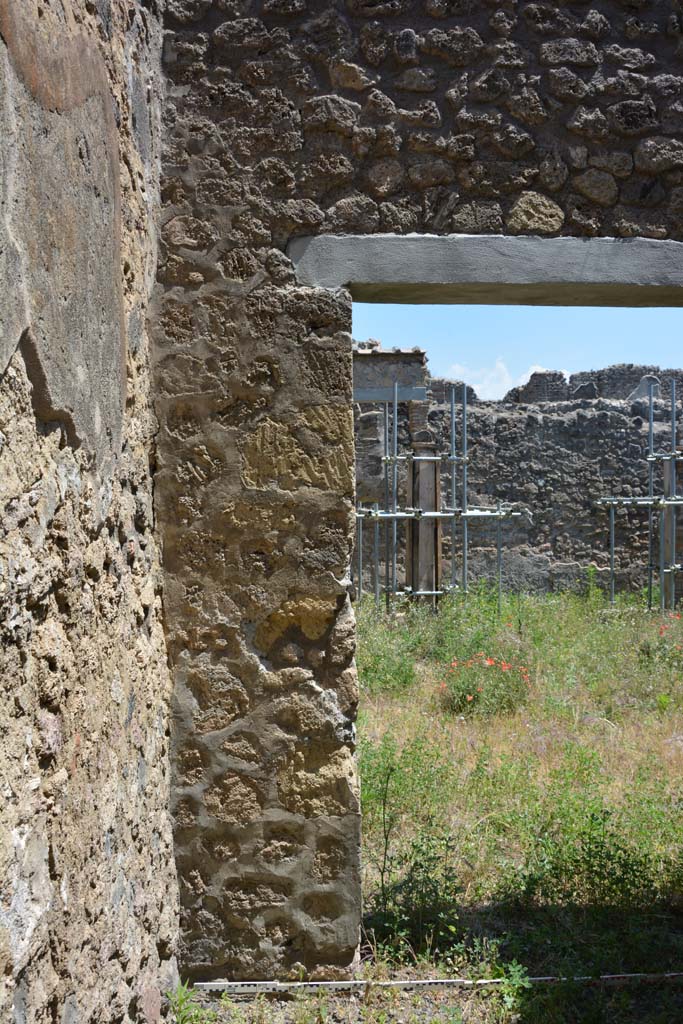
[353,304,683,400]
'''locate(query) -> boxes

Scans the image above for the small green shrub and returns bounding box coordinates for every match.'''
[510,807,659,907]
[440,652,530,717]
[358,588,683,986]
[360,732,455,845]
[364,827,462,960]
[168,982,216,1024]
[494,960,533,1012]
[356,606,416,693]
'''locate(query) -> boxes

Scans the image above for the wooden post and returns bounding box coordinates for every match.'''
[406,440,441,607]
[664,460,678,609]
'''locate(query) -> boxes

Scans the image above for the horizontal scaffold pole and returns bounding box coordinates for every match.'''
[356,506,526,521]
[596,497,683,508]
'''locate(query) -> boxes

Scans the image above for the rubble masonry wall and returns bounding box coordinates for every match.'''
[0,3,179,1021]
[156,0,683,980]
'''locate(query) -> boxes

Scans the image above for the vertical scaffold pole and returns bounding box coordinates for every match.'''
[450,384,457,591]
[384,403,390,612]
[660,506,666,613]
[461,382,469,595]
[647,381,655,610]
[373,501,380,610]
[392,382,398,594]
[609,503,616,606]
[357,504,363,600]
[496,501,503,618]
[670,378,677,610]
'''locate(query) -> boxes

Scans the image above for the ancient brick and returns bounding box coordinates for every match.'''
[330,59,377,91]
[302,95,361,135]
[524,5,575,36]
[450,199,504,232]
[506,86,549,126]
[367,158,405,196]
[492,124,535,158]
[604,44,657,70]
[470,68,512,103]
[394,68,437,92]
[580,10,611,40]
[394,27,420,64]
[589,150,634,178]
[635,135,683,171]
[359,21,391,66]
[408,158,455,188]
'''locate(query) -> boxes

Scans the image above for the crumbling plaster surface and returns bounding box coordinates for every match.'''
[157,0,683,981]
[0,3,179,1022]
[0,2,126,463]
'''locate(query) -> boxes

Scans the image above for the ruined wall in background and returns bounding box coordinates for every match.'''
[355,356,680,593]
[505,364,683,402]
[0,3,178,1021]
[568,363,683,400]
[157,0,683,980]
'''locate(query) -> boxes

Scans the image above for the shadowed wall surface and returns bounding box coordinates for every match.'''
[0,3,179,1021]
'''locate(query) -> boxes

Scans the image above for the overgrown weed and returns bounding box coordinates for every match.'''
[358,586,683,988]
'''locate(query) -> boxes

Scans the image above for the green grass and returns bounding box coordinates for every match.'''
[357,586,683,1021]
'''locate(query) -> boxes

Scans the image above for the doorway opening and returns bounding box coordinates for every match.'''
[349,298,683,1015]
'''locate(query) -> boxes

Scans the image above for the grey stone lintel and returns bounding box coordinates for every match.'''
[288,234,683,307]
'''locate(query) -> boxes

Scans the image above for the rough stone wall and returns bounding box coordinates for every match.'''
[156,6,361,982]
[506,369,570,403]
[432,388,677,591]
[568,363,683,400]
[156,0,683,981]
[506,364,683,402]
[0,4,178,1022]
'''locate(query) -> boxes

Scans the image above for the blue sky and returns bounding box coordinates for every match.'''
[353,304,683,400]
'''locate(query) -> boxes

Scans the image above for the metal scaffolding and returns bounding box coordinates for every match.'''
[353,382,528,610]
[597,378,682,610]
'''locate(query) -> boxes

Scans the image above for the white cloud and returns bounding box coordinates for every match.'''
[450,358,513,401]
[448,360,568,400]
